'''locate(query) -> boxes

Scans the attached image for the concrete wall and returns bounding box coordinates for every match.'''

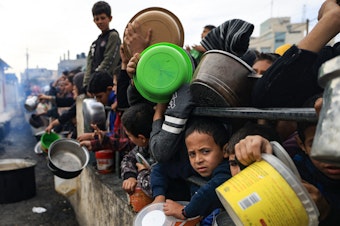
[65,167,135,226]
[63,94,135,225]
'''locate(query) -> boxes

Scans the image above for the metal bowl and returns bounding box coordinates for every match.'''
[82,98,106,132]
[48,138,89,179]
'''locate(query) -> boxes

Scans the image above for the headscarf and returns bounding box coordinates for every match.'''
[201,19,254,57]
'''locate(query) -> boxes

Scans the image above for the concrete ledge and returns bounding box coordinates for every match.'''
[65,165,136,226]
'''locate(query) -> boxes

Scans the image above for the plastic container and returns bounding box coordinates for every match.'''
[40,132,60,153]
[216,153,319,226]
[134,201,200,226]
[134,42,193,103]
[129,187,153,212]
[95,150,114,174]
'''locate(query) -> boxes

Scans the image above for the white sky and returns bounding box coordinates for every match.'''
[0,0,323,76]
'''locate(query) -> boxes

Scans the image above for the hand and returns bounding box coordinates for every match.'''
[302,181,330,221]
[77,132,95,142]
[38,94,50,101]
[163,199,185,220]
[152,195,166,204]
[91,124,104,143]
[126,53,140,79]
[122,177,137,194]
[314,97,323,117]
[192,44,206,52]
[79,140,93,151]
[234,135,273,166]
[124,20,152,56]
[136,162,147,171]
[45,124,54,133]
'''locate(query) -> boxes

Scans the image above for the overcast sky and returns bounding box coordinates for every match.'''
[0,0,323,76]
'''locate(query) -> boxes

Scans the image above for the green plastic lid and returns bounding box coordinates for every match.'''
[134,42,193,103]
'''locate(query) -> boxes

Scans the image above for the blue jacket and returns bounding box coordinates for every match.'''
[185,160,231,218]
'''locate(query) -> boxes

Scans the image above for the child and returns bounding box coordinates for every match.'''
[120,103,155,198]
[78,71,116,151]
[233,96,340,225]
[163,116,232,222]
[83,1,121,88]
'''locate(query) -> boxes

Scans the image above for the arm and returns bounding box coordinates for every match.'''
[121,147,139,194]
[298,0,340,53]
[149,84,195,162]
[252,0,340,108]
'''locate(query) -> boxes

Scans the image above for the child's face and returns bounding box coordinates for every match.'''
[124,128,146,147]
[186,131,227,177]
[93,13,112,33]
[303,126,340,180]
[93,90,109,105]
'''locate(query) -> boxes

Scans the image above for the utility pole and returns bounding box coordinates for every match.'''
[306,19,309,34]
[26,48,29,81]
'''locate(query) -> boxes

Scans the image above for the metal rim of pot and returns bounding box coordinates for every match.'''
[47,138,89,179]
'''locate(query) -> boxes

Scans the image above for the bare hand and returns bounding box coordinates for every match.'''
[77,132,95,142]
[163,199,185,220]
[126,53,140,79]
[79,140,93,151]
[124,20,152,56]
[122,177,137,194]
[302,181,330,220]
[136,162,147,172]
[234,135,272,166]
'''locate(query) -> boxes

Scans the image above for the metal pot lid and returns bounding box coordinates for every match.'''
[123,7,184,59]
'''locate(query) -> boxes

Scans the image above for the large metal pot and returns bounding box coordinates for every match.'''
[0,158,37,204]
[82,98,106,132]
[190,50,257,107]
[48,138,89,179]
[24,96,39,112]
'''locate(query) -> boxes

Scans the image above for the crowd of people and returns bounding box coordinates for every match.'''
[30,0,340,225]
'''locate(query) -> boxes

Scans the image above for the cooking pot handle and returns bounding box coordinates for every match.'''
[47,160,57,172]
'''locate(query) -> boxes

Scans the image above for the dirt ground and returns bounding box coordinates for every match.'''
[0,109,78,226]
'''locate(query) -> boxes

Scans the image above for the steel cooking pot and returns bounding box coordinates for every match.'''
[82,98,106,132]
[24,96,39,112]
[47,138,89,179]
[190,50,256,107]
[0,158,37,203]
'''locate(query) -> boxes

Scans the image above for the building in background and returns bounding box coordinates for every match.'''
[57,52,86,76]
[249,17,307,53]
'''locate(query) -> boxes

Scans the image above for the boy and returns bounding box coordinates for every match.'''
[78,71,117,151]
[163,116,232,222]
[83,1,121,88]
[120,103,155,199]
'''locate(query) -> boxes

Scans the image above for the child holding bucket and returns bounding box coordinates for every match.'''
[231,97,340,225]
[162,116,232,224]
[120,103,155,211]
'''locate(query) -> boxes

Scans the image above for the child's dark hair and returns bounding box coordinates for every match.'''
[87,71,113,94]
[254,52,280,64]
[121,103,155,138]
[204,25,216,31]
[227,121,280,154]
[185,116,230,148]
[297,93,322,143]
[92,1,111,17]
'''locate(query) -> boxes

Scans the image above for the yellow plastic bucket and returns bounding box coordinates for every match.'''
[216,154,319,226]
